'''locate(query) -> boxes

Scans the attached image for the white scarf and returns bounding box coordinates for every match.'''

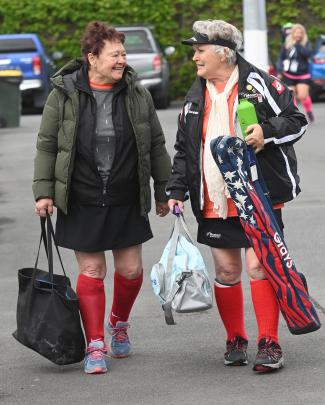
[204,65,239,219]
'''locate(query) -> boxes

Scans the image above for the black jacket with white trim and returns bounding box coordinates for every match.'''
[166,54,308,222]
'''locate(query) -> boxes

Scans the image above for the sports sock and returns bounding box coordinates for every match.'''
[76,273,105,344]
[301,96,312,113]
[108,271,143,327]
[250,279,280,343]
[214,280,248,341]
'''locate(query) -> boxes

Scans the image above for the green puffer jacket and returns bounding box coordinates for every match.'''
[33,59,171,215]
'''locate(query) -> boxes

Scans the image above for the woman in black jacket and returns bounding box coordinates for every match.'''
[279,23,314,122]
[167,19,307,374]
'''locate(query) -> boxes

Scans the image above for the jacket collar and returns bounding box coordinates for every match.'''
[51,58,137,95]
[184,52,255,106]
[184,76,206,107]
[236,52,256,94]
[75,63,130,96]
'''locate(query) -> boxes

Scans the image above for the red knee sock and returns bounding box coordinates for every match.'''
[214,280,248,341]
[76,273,105,344]
[301,96,312,113]
[250,279,280,343]
[108,271,143,327]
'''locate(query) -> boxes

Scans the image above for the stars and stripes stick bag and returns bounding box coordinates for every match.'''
[210,136,321,335]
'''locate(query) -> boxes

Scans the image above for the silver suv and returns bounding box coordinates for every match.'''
[117,26,175,109]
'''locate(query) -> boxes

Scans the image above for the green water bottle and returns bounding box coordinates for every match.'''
[237,99,259,180]
[237,99,258,138]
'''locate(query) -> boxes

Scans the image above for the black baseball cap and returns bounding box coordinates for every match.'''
[182,32,237,50]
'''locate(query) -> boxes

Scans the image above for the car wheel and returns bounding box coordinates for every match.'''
[0,117,7,128]
[33,91,47,109]
[153,87,170,109]
[154,95,169,109]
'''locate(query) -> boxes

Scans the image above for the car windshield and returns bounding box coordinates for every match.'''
[122,30,154,54]
[0,38,37,53]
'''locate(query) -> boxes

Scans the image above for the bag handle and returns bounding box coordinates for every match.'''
[165,214,184,286]
[46,214,67,280]
[166,208,195,284]
[163,271,193,325]
[34,217,48,268]
[173,205,195,244]
[163,208,195,325]
[34,215,67,283]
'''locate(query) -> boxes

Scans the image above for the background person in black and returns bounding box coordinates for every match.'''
[33,21,171,374]
[278,23,314,122]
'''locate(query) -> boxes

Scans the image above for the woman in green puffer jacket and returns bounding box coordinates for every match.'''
[33,21,171,375]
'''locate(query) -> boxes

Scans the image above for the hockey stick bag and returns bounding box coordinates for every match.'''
[210,136,321,335]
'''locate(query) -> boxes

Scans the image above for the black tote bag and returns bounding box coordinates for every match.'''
[12,215,85,365]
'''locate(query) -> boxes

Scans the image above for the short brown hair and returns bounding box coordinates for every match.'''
[80,21,125,62]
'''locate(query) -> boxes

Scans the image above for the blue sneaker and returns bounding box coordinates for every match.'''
[107,321,131,358]
[84,340,108,374]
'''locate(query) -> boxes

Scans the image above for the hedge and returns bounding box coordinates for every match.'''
[0,0,324,99]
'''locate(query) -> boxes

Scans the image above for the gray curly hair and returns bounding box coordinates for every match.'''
[193,20,243,64]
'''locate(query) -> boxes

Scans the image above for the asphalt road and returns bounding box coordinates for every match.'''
[0,103,324,405]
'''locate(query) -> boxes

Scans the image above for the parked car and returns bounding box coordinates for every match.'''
[310,34,325,101]
[0,33,60,109]
[117,26,175,109]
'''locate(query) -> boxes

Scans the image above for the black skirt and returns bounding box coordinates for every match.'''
[282,74,311,86]
[55,204,153,252]
[197,210,284,249]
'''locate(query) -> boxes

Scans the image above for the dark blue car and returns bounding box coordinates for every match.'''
[0,33,59,109]
[310,35,325,101]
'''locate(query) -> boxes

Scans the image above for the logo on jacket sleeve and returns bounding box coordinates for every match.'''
[272,80,284,94]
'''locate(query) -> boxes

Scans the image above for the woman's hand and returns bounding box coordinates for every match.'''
[245,124,265,153]
[167,199,184,214]
[35,198,54,217]
[155,201,169,217]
